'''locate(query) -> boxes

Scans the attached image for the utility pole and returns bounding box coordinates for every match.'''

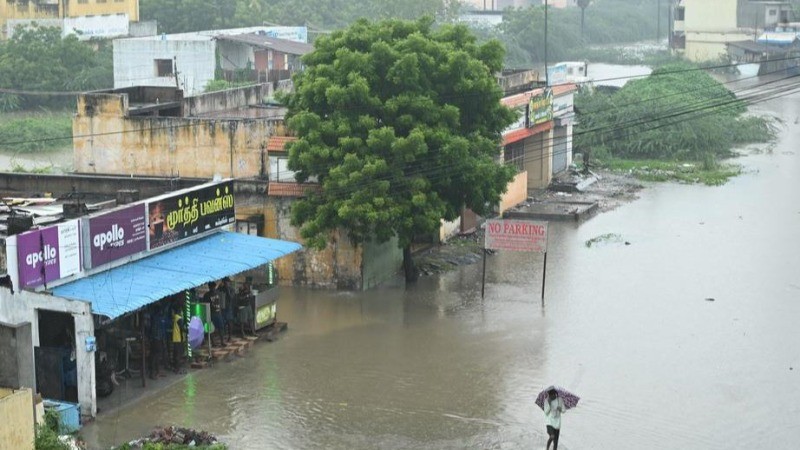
[545,0,549,86]
[657,0,661,41]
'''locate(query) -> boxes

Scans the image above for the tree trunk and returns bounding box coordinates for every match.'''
[403,245,419,283]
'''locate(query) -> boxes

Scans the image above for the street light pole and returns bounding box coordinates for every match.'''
[657,0,661,41]
[545,0,549,86]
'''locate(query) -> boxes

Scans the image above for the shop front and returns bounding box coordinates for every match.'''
[3,180,301,419]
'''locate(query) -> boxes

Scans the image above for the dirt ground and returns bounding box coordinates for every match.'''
[415,169,643,276]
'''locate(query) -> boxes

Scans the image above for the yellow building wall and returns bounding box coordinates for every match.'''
[1,0,138,35]
[0,388,35,450]
[67,0,139,21]
[73,95,274,179]
[499,170,528,214]
[522,131,554,190]
[684,0,738,32]
[238,196,365,289]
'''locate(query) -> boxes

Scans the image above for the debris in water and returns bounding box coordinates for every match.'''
[705,298,715,302]
[585,233,624,248]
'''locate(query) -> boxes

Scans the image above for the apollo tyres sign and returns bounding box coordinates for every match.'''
[16,220,81,289]
[484,219,548,253]
[84,203,148,269]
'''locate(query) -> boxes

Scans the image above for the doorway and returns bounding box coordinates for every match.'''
[35,310,77,402]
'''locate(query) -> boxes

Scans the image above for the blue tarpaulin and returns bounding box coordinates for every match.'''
[52,231,301,319]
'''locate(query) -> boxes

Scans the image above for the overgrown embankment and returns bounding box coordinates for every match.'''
[575,63,777,185]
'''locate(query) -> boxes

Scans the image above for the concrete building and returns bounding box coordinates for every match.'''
[73,84,281,179]
[673,0,793,61]
[113,26,311,96]
[1,0,142,39]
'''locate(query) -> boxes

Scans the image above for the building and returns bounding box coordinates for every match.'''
[113,26,311,96]
[672,0,793,61]
[0,179,302,418]
[1,0,144,40]
[73,84,281,179]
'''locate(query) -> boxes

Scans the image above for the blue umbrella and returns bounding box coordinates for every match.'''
[188,316,205,349]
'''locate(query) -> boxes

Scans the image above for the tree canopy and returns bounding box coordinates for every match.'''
[574,63,775,160]
[141,0,456,34]
[284,17,516,280]
[0,26,112,111]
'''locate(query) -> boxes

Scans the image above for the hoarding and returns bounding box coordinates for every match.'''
[484,219,548,253]
[529,88,554,126]
[86,204,148,269]
[16,220,81,289]
[147,180,236,250]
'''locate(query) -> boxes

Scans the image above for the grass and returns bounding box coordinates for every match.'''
[0,109,73,153]
[597,158,742,186]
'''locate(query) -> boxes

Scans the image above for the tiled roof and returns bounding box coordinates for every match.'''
[502,121,553,146]
[552,83,578,96]
[501,88,544,108]
[268,182,319,197]
[267,136,297,152]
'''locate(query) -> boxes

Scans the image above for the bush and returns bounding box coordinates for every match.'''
[0,112,72,153]
[35,410,70,450]
[574,62,775,161]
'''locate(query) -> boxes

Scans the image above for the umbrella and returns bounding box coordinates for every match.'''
[535,385,580,410]
[188,316,205,349]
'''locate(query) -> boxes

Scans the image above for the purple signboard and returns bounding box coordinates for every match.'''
[16,220,81,289]
[87,204,148,268]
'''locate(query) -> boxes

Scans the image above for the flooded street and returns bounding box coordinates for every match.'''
[82,74,800,449]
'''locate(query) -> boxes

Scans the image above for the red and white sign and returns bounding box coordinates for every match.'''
[485,219,548,253]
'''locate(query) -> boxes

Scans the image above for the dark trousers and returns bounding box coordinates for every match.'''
[546,425,560,450]
[148,338,161,377]
[172,341,183,371]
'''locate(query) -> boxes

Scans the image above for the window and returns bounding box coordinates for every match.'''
[155,59,173,77]
[504,141,525,173]
[675,7,684,21]
[77,0,88,4]
[97,0,107,3]
[236,220,259,236]
[769,9,777,16]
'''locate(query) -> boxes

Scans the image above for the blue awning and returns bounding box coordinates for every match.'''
[52,231,301,319]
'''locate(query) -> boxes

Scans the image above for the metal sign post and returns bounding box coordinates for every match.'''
[484,219,549,302]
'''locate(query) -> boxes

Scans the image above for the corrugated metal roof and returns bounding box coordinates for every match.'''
[52,231,301,319]
[215,33,314,55]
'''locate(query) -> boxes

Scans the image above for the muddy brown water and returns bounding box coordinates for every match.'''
[82,72,800,449]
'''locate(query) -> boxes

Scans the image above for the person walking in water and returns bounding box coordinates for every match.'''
[544,388,565,450]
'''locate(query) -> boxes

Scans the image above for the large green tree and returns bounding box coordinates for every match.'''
[284,17,516,282]
[0,26,113,110]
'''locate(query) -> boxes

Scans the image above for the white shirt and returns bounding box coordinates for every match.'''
[544,397,564,429]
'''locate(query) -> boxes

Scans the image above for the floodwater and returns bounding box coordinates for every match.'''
[82,70,800,449]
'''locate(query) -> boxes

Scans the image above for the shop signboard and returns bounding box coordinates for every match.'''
[16,220,81,289]
[85,204,148,269]
[147,180,236,250]
[528,88,554,127]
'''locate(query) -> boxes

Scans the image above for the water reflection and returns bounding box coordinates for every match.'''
[83,77,800,450]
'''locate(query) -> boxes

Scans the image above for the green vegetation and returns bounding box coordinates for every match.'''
[204,79,258,93]
[35,410,70,450]
[0,26,113,111]
[597,158,742,186]
[585,233,623,247]
[284,17,516,281]
[0,111,72,153]
[492,0,668,66]
[574,62,776,185]
[141,0,454,34]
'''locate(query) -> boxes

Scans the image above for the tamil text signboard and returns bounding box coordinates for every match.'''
[147,180,236,250]
[528,88,553,126]
[485,219,548,253]
[16,220,81,289]
[85,203,148,269]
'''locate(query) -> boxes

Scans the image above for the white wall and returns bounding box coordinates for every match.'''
[217,40,254,71]
[0,288,96,418]
[114,38,217,96]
